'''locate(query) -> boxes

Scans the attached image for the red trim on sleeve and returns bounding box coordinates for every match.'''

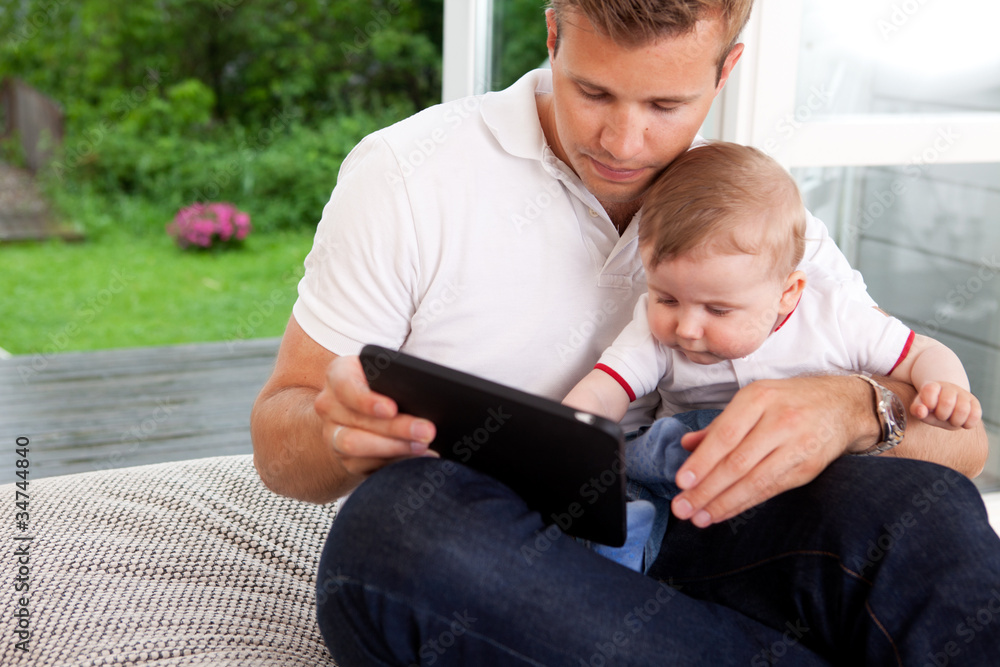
[888,330,916,375]
[595,363,636,402]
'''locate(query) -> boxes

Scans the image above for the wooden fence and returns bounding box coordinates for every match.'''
[0,77,64,173]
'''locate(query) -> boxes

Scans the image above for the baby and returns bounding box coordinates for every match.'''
[564,141,981,570]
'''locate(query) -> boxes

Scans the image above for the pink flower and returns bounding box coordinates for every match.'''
[167,202,252,249]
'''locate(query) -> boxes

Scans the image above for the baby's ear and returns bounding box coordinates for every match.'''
[779,270,807,315]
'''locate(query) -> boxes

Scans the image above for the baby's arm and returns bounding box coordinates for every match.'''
[888,334,982,429]
[563,369,632,423]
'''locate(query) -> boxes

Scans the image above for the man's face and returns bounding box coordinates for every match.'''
[544,9,742,206]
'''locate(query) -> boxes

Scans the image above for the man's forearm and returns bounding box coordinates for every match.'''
[802,373,986,476]
[250,386,362,504]
[876,376,988,478]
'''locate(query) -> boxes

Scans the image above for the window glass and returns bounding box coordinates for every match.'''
[489,0,551,91]
[794,163,1000,455]
[797,0,1000,115]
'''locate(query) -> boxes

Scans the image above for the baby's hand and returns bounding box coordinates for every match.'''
[910,382,982,430]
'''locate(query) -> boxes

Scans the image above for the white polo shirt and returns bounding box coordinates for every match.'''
[596,269,914,419]
[293,69,872,430]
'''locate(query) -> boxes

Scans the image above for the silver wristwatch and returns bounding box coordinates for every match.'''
[851,374,906,456]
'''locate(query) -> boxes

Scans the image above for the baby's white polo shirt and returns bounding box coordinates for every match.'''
[596,269,913,419]
[294,69,871,429]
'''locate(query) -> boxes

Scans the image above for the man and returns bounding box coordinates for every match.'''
[251,1,999,664]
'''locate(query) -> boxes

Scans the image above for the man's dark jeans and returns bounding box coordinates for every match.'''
[317,454,1000,665]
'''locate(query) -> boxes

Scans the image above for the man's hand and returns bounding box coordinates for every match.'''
[668,376,870,528]
[315,355,437,478]
[252,316,436,504]
[668,374,988,528]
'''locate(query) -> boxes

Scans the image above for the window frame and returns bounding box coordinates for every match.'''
[718,0,1000,168]
[442,0,495,102]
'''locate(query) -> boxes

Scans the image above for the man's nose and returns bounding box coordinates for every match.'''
[599,105,644,161]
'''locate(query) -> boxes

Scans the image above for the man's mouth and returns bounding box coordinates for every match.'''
[588,156,646,182]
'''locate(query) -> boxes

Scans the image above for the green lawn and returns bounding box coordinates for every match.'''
[2,222,315,356]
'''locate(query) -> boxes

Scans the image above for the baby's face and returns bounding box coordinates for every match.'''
[641,248,792,365]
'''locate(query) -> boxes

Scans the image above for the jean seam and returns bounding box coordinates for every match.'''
[330,575,557,666]
[865,600,903,667]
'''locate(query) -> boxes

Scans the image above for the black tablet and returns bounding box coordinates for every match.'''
[360,344,626,546]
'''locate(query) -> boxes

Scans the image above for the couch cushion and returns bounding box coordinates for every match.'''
[1,455,339,665]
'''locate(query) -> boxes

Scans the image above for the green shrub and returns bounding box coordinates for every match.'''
[42,103,412,234]
[5,0,545,236]
[1,0,443,128]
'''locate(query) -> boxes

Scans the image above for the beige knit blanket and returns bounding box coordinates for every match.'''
[1,455,340,666]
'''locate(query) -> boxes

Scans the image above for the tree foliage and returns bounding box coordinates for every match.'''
[0,0,548,232]
[492,0,549,91]
[1,0,443,126]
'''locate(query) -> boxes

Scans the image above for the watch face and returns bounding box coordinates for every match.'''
[885,390,907,439]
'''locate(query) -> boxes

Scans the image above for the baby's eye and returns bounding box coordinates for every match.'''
[707,307,731,317]
[657,297,677,306]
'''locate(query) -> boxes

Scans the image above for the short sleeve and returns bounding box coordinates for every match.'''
[292,134,421,355]
[836,294,914,376]
[595,294,671,401]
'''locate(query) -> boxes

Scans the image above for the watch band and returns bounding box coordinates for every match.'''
[850,374,906,456]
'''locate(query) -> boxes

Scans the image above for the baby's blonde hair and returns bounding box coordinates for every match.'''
[639,141,806,277]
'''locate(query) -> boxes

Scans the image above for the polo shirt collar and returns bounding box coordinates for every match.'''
[481,70,609,211]
[480,69,551,161]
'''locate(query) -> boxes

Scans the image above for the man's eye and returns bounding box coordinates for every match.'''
[580,88,606,100]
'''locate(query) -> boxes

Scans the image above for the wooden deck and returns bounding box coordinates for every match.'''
[0,337,279,479]
[3,335,999,495]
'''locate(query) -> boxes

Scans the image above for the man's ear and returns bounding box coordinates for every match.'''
[716,42,744,92]
[778,270,807,315]
[546,8,559,62]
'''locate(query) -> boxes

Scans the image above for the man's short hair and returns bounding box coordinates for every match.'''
[638,141,806,277]
[548,0,754,80]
